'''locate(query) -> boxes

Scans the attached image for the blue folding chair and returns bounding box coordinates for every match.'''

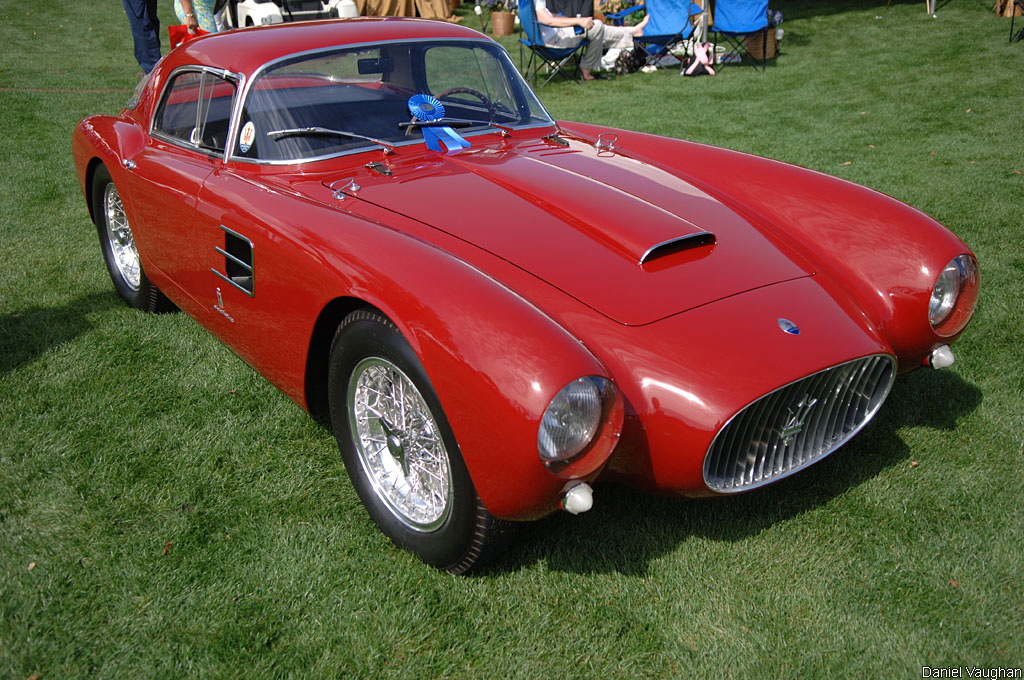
[605,0,703,70]
[711,0,770,69]
[518,0,590,88]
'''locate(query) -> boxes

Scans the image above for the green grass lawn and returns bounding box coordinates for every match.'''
[1,0,1022,677]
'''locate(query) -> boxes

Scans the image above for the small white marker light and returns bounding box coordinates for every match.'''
[561,483,594,515]
[929,345,955,369]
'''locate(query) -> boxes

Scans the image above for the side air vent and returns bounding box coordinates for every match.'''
[212,225,254,296]
[639,231,716,265]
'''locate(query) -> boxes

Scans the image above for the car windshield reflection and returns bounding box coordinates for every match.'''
[236,39,554,162]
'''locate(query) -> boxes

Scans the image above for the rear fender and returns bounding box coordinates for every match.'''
[72,115,149,223]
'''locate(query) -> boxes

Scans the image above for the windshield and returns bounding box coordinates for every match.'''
[235,39,553,162]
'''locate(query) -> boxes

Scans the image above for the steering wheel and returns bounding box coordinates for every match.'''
[435,87,496,120]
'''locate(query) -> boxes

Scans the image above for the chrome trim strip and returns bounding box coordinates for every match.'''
[211,268,255,297]
[220,223,252,242]
[214,246,253,273]
[222,71,246,165]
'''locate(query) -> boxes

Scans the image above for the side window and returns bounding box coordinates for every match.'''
[154,70,236,153]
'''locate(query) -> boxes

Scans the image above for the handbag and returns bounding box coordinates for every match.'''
[614,40,649,75]
[168,24,209,49]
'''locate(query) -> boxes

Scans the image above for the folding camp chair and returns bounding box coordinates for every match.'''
[605,0,703,69]
[518,0,591,88]
[1012,0,1024,42]
[711,0,770,70]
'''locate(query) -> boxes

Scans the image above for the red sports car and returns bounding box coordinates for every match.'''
[72,19,979,572]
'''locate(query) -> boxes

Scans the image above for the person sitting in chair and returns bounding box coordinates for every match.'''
[535,0,649,80]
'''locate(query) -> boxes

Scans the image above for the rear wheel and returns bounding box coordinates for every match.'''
[91,164,173,313]
[328,309,508,573]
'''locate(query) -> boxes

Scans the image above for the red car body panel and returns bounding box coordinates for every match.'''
[563,122,976,365]
[72,19,977,520]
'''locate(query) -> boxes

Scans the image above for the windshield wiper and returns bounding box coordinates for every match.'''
[398,117,475,130]
[266,126,395,154]
[398,118,515,137]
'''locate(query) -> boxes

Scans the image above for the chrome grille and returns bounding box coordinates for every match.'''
[703,354,895,493]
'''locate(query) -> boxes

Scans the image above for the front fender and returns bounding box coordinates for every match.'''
[315,210,614,519]
[198,173,616,520]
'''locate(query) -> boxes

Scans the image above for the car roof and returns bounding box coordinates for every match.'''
[166,18,492,77]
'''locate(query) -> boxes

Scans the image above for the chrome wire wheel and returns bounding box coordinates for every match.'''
[103,182,141,291]
[347,357,454,532]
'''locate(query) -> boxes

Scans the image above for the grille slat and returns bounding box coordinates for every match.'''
[808,369,839,457]
[703,355,895,493]
[746,389,777,486]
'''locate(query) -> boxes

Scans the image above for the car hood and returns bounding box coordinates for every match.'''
[320,135,810,326]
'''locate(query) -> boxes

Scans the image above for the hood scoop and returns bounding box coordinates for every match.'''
[640,231,716,266]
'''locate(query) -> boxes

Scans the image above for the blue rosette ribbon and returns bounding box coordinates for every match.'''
[408,94,470,154]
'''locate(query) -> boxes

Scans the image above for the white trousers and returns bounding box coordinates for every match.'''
[544,21,636,72]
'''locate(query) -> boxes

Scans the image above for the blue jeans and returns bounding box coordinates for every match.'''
[123,0,161,73]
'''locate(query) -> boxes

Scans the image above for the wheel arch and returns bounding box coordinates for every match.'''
[304,295,379,422]
[83,157,107,225]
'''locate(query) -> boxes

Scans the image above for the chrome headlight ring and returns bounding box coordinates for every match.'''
[929,254,979,337]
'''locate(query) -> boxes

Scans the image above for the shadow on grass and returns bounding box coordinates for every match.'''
[0,292,119,377]
[487,367,982,576]
[779,0,931,22]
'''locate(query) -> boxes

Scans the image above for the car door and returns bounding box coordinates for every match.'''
[124,67,240,301]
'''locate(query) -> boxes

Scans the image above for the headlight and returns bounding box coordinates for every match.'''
[538,377,608,462]
[929,254,979,337]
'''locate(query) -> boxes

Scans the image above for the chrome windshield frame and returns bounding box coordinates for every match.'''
[225,36,556,165]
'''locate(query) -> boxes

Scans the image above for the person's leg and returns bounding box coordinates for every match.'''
[579,20,604,76]
[598,22,636,69]
[123,0,161,73]
[603,22,639,51]
[599,17,653,71]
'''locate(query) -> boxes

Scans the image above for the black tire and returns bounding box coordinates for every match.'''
[91,164,174,313]
[328,309,508,573]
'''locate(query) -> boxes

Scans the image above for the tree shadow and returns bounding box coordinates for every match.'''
[0,292,120,378]
[483,367,982,576]
[778,0,933,22]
